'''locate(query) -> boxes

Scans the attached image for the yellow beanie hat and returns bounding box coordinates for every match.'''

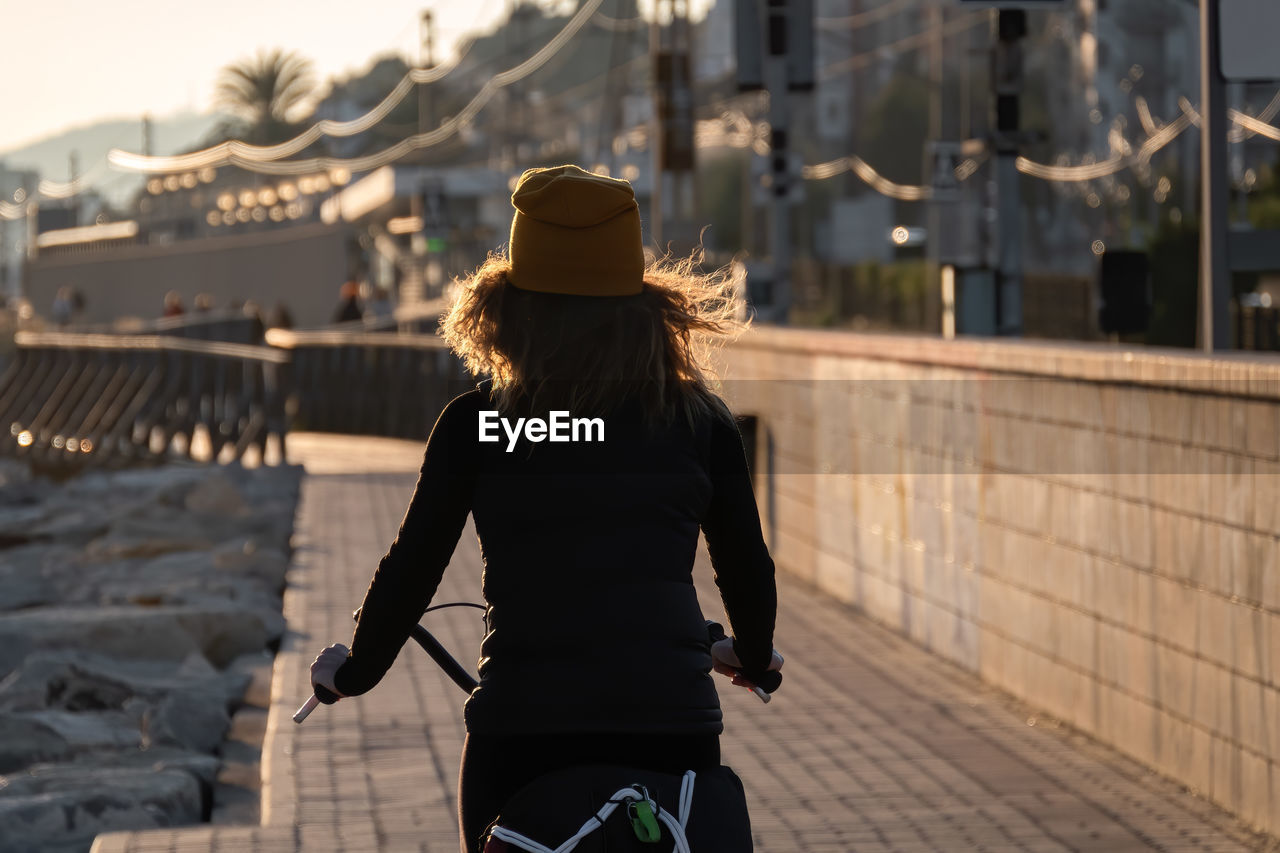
[507,165,644,296]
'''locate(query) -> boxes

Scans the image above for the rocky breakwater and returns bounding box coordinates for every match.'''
[0,460,302,852]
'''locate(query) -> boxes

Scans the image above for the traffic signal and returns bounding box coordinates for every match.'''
[1098,250,1151,335]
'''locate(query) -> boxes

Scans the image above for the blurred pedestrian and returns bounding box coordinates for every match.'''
[52,287,74,327]
[193,293,215,313]
[267,301,295,330]
[163,291,185,318]
[332,280,362,324]
[242,300,266,344]
[0,295,14,357]
[363,285,394,329]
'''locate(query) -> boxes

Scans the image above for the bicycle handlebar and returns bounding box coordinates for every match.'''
[292,684,340,723]
[294,607,478,724]
[295,609,780,722]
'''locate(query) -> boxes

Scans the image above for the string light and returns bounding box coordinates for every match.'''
[801,155,933,200]
[1179,96,1202,128]
[819,12,987,81]
[36,159,111,199]
[1230,109,1280,143]
[9,5,1280,217]
[591,10,645,31]
[1135,96,1159,135]
[107,42,475,174]
[1015,108,1194,182]
[109,0,606,176]
[817,0,912,30]
[1229,89,1280,142]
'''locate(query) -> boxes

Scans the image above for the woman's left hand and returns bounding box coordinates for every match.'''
[711,638,783,687]
[310,644,351,699]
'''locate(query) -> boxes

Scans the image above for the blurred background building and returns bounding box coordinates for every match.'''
[2,0,1277,347]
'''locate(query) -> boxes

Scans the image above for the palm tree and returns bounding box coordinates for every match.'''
[215,49,316,144]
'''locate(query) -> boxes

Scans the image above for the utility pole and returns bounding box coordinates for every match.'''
[734,0,812,323]
[929,2,943,143]
[142,114,153,157]
[68,151,80,227]
[846,0,863,202]
[1199,0,1230,351]
[419,10,435,142]
[651,0,696,253]
[766,0,792,320]
[992,8,1024,336]
[926,0,944,334]
[405,9,437,306]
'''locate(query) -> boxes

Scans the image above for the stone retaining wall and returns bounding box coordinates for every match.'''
[720,328,1280,834]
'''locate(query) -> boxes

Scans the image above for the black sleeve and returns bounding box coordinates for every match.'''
[700,412,777,674]
[333,391,479,696]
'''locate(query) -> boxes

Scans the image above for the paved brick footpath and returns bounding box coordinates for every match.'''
[93,435,1274,853]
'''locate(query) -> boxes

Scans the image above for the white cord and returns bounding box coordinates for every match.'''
[678,770,695,829]
[488,772,698,853]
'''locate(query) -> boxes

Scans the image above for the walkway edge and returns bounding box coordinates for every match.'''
[259,529,314,829]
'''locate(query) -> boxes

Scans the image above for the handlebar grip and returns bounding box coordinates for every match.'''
[293,684,342,724]
[313,684,341,705]
[747,669,783,693]
[293,694,319,723]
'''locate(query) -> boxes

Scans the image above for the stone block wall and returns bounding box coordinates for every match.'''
[719,328,1280,833]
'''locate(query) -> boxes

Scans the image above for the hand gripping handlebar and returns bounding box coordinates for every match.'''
[295,610,780,721]
[294,606,479,723]
[705,620,782,703]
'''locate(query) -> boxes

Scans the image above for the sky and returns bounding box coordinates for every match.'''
[0,0,713,158]
[0,0,513,155]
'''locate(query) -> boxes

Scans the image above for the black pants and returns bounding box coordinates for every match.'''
[458,732,721,853]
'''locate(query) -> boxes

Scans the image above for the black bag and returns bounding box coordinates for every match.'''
[482,763,753,852]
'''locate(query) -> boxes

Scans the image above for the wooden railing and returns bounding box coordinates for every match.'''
[0,332,289,474]
[65,309,267,344]
[0,298,467,472]
[264,328,470,440]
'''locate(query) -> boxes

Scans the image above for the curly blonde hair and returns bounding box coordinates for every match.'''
[440,250,748,427]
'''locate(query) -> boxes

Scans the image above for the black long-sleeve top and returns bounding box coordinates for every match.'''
[333,386,777,735]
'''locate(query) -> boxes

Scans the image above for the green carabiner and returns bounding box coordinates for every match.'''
[629,799,662,843]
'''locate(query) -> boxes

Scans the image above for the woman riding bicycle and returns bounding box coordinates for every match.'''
[309,165,782,853]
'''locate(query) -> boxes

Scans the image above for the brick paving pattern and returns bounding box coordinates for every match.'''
[93,434,1274,852]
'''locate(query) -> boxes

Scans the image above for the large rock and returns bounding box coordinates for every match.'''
[0,457,35,492]
[0,461,302,844]
[0,504,52,547]
[212,539,290,589]
[19,746,221,790]
[0,490,158,548]
[182,471,248,516]
[0,543,70,612]
[0,605,282,678]
[0,651,249,715]
[223,462,304,505]
[0,764,204,852]
[0,709,143,772]
[84,505,293,562]
[52,550,286,616]
[82,511,215,561]
[142,686,232,753]
[60,464,215,507]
